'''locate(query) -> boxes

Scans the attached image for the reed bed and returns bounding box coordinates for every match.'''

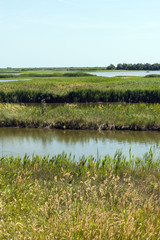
[0,152,159,239]
[0,75,160,103]
[1,88,160,103]
[1,103,160,130]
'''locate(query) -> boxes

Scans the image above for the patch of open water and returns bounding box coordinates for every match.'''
[90,71,160,77]
[0,79,31,83]
[0,128,160,160]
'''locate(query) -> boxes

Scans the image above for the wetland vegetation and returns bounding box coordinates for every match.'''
[1,102,160,130]
[0,68,160,239]
[0,152,159,239]
[1,68,160,130]
[1,70,160,103]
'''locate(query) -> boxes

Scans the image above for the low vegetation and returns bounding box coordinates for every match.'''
[1,103,160,130]
[145,74,160,78]
[0,151,159,239]
[0,70,160,103]
[0,71,91,79]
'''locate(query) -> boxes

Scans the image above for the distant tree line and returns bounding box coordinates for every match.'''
[106,63,160,71]
[1,64,160,72]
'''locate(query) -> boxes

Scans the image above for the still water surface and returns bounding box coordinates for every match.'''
[0,128,160,160]
[90,71,160,77]
[0,79,31,83]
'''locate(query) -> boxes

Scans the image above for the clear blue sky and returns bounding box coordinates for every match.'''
[1,0,160,68]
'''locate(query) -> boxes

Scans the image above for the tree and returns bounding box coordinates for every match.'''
[106,64,116,70]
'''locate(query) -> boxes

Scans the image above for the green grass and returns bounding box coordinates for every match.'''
[0,71,160,103]
[0,69,160,103]
[1,75,160,92]
[0,77,160,103]
[0,152,159,239]
[1,102,160,130]
[0,71,92,78]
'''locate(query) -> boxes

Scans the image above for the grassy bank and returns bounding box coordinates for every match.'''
[0,153,159,239]
[0,74,160,103]
[1,103,160,130]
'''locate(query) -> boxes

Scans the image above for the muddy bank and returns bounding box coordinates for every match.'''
[1,120,160,131]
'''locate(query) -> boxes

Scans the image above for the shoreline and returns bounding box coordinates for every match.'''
[0,123,160,131]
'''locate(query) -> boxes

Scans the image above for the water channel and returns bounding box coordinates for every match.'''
[0,128,160,160]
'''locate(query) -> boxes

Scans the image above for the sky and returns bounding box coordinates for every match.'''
[0,0,160,68]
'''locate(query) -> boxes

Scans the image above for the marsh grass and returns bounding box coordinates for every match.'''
[1,88,160,103]
[1,75,160,103]
[1,103,160,130]
[0,152,159,239]
[0,71,91,79]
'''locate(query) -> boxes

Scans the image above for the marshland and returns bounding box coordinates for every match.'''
[0,67,160,239]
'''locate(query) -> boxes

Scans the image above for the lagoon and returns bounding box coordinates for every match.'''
[90,71,160,77]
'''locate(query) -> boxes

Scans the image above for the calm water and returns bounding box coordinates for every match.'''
[90,71,160,77]
[0,79,31,83]
[0,128,160,160]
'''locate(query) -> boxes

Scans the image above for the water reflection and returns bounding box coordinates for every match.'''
[0,128,160,160]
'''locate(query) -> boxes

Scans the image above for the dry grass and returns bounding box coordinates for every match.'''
[0,154,159,239]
